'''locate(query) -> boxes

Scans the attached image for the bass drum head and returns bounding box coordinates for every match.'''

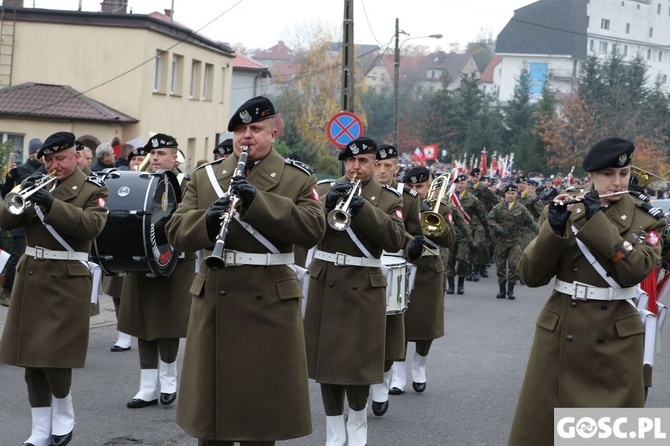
[93,169,181,277]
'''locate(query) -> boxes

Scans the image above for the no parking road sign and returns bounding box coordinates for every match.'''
[327,111,364,148]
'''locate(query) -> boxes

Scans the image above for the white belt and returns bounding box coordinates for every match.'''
[422,247,440,256]
[207,249,295,267]
[314,250,382,268]
[554,278,637,301]
[25,246,89,262]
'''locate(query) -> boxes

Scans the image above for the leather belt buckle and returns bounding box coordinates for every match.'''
[35,246,46,260]
[572,281,590,300]
[335,252,347,266]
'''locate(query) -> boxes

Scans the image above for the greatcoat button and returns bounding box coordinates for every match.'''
[28,271,33,276]
[597,337,605,344]
[601,304,608,310]
[255,293,262,300]
[352,285,358,290]
[219,290,226,297]
[51,274,56,278]
[566,334,574,341]
[570,301,577,307]
[572,267,578,272]
[328,282,334,287]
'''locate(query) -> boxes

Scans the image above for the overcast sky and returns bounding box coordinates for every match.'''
[32,0,535,51]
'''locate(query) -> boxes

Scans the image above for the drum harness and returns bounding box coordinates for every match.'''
[203,164,293,267]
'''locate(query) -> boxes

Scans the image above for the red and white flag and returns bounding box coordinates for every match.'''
[412,147,425,166]
[422,144,438,161]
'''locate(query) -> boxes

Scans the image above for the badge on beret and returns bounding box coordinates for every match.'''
[151,138,159,148]
[618,154,629,166]
[350,142,360,155]
[240,110,252,124]
[411,175,418,183]
[378,148,387,159]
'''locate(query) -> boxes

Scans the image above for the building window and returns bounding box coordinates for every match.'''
[202,63,214,101]
[190,59,202,100]
[649,28,654,38]
[659,51,663,62]
[153,50,168,94]
[601,18,610,30]
[219,65,228,104]
[663,74,668,84]
[170,54,183,96]
[626,23,630,34]
[589,40,595,52]
[647,49,652,60]
[623,45,628,56]
[599,41,608,53]
[658,3,662,14]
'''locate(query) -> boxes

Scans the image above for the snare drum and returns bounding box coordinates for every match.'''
[92,169,181,277]
[382,255,409,314]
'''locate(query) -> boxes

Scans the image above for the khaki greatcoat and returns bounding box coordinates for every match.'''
[304,176,405,385]
[166,150,326,442]
[509,192,665,446]
[0,167,108,368]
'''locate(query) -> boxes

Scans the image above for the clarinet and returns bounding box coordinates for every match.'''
[204,146,249,270]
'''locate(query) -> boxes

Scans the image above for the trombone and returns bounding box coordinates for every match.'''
[327,174,361,231]
[420,172,453,237]
[4,170,58,215]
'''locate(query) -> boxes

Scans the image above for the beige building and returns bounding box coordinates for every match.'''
[0,0,235,170]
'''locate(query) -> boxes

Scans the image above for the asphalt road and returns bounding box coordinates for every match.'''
[1,274,669,445]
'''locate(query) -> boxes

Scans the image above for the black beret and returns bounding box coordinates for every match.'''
[376,144,398,160]
[74,139,86,151]
[214,138,233,155]
[338,137,378,161]
[128,147,148,162]
[455,174,468,183]
[529,180,539,187]
[504,183,518,193]
[515,175,528,183]
[38,131,75,158]
[145,133,178,151]
[582,137,634,172]
[470,167,480,175]
[228,96,276,131]
[402,166,431,184]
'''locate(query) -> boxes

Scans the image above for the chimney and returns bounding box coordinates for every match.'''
[164,9,172,18]
[3,0,24,8]
[101,0,128,14]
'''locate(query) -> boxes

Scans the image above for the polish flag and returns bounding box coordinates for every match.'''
[412,147,425,166]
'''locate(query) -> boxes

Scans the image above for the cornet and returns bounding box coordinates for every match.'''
[420,173,452,237]
[327,174,361,231]
[4,170,58,215]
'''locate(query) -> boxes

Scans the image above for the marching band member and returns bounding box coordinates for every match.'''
[166,96,325,445]
[509,137,665,445]
[486,183,537,300]
[370,145,424,417]
[213,138,233,161]
[118,133,195,409]
[127,146,148,171]
[303,137,405,446]
[0,131,108,446]
[388,167,456,397]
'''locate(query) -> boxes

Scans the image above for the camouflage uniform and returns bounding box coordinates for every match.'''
[517,189,543,254]
[444,202,473,294]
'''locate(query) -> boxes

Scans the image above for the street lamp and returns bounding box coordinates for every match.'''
[393,18,442,150]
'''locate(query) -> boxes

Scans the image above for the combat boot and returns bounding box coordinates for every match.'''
[457,276,465,295]
[507,281,516,300]
[446,277,455,295]
[470,266,480,282]
[479,264,489,278]
[496,281,506,299]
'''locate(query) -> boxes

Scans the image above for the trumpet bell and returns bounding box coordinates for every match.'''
[327,209,351,231]
[420,211,446,237]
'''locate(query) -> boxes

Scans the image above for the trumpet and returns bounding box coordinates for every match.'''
[420,173,452,237]
[327,174,361,231]
[204,146,249,270]
[553,190,629,206]
[4,170,58,215]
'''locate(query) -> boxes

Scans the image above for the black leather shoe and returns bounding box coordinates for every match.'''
[388,387,404,395]
[127,398,158,408]
[371,400,389,416]
[412,382,426,393]
[50,430,73,446]
[160,392,176,405]
[110,345,131,352]
[22,443,35,446]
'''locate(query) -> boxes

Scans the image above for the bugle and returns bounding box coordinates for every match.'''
[4,170,58,215]
[204,146,249,270]
[420,173,452,237]
[327,174,361,231]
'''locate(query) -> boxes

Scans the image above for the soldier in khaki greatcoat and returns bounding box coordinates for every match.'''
[388,167,456,397]
[509,137,666,445]
[0,131,108,446]
[370,145,424,417]
[303,137,405,446]
[166,96,326,445]
[118,133,195,410]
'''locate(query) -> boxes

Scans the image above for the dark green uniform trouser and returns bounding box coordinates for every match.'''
[321,383,370,415]
[25,367,72,406]
[138,337,179,368]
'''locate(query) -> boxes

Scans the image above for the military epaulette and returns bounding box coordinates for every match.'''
[382,184,401,196]
[86,175,105,187]
[194,158,222,171]
[316,178,336,186]
[628,189,652,203]
[403,188,418,198]
[636,201,666,219]
[285,158,314,175]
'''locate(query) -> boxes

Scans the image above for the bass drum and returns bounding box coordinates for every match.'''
[93,169,181,277]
